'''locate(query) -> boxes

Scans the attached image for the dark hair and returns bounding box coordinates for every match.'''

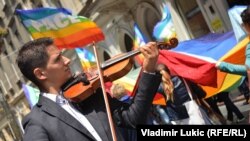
[241,6,250,25]
[16,37,54,86]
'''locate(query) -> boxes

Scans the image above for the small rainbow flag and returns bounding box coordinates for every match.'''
[153,4,177,42]
[22,83,40,108]
[16,7,104,49]
[75,47,96,72]
[133,23,148,65]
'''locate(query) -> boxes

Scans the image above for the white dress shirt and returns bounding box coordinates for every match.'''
[42,92,102,141]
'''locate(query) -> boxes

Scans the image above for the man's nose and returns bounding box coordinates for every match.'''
[63,56,71,65]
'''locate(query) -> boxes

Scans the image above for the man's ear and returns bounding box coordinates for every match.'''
[33,68,47,80]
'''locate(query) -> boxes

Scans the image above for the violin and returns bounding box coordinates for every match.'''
[62,38,178,102]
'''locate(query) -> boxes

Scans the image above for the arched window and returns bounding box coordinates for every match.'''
[103,51,110,61]
[135,2,161,40]
[144,9,160,38]
[124,34,133,52]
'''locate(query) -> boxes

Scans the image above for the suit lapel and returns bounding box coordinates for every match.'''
[84,108,110,141]
[37,95,96,140]
[77,91,112,141]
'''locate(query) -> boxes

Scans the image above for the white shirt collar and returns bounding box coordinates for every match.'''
[42,92,58,102]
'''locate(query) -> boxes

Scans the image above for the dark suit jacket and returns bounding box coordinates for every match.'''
[22,73,161,141]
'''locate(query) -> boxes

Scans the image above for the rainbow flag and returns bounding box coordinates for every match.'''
[157,31,249,98]
[202,37,248,97]
[133,23,148,65]
[16,7,104,49]
[22,84,40,108]
[202,5,248,97]
[112,67,166,105]
[154,6,249,98]
[153,4,177,42]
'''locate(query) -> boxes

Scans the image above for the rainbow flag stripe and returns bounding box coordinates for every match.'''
[16,7,104,49]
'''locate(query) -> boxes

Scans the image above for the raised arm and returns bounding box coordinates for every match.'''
[112,42,161,128]
[216,44,250,75]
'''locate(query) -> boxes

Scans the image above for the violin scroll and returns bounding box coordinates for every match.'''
[157,37,178,50]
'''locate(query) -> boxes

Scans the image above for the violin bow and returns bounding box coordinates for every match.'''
[92,42,118,141]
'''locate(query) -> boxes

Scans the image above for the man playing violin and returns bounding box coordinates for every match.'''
[16,37,161,141]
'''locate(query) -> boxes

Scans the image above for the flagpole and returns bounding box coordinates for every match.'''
[92,42,117,141]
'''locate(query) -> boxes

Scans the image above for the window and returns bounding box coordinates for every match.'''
[15,30,22,43]
[0,42,3,54]
[9,40,15,51]
[124,34,133,52]
[9,88,15,96]
[0,86,2,94]
[3,50,11,62]
[0,18,4,27]
[209,6,215,15]
[4,94,9,101]
[3,4,11,18]
[16,80,22,89]
[103,51,110,61]
[48,0,62,7]
[37,3,43,8]
[6,24,16,51]
[3,50,8,56]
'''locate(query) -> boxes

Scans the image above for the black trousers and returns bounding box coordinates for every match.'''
[217,92,244,121]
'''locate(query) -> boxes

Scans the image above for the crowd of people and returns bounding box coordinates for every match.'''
[16,5,250,141]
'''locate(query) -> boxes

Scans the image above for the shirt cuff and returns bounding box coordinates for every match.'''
[143,71,156,75]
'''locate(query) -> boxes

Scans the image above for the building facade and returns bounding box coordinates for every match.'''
[0,0,248,140]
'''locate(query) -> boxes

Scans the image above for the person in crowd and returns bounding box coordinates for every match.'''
[216,92,245,123]
[205,96,229,124]
[238,77,250,105]
[216,6,250,74]
[156,64,212,125]
[205,96,223,116]
[110,82,136,141]
[110,83,131,104]
[16,37,161,141]
[215,5,249,124]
